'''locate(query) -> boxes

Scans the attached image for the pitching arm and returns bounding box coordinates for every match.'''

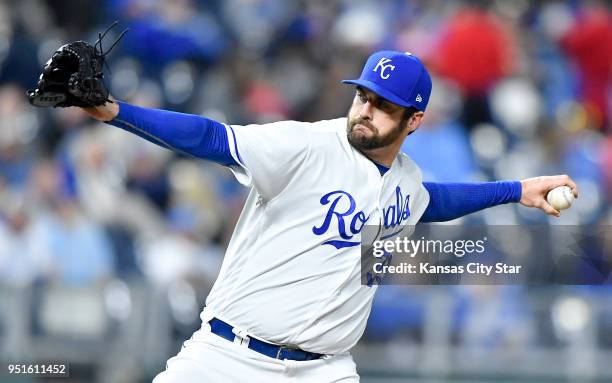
[420,175,580,222]
[419,181,522,223]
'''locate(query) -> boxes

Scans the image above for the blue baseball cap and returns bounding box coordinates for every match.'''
[342,50,432,111]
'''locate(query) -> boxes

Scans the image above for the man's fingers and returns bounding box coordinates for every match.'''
[570,186,578,199]
[519,174,579,215]
[566,178,579,199]
[538,200,560,217]
[550,174,579,199]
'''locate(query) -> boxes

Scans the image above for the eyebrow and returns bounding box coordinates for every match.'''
[356,87,398,110]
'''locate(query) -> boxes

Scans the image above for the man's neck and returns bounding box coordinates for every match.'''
[360,144,401,167]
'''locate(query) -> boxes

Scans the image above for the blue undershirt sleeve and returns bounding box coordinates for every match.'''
[106,101,238,166]
[420,181,522,223]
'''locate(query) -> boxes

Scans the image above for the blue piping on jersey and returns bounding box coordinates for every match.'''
[227,125,245,166]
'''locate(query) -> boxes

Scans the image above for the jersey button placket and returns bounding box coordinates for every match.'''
[374,168,389,239]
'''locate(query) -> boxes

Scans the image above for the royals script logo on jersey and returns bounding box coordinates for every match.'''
[312,186,411,249]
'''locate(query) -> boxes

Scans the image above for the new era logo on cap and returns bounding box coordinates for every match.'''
[341,50,432,111]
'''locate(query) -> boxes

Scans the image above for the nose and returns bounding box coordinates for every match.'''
[358,100,374,120]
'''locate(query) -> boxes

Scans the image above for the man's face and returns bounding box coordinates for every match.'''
[346,87,409,151]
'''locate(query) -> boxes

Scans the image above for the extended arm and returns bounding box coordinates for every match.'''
[81,99,311,200]
[421,175,579,222]
[420,181,521,222]
[83,100,238,166]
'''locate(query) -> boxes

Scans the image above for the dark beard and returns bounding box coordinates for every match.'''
[346,116,404,151]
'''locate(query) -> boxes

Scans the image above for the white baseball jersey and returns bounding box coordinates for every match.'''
[200,117,430,355]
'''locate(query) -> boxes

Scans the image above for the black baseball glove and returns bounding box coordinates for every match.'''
[27,22,127,108]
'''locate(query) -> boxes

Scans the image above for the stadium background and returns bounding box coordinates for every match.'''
[0,0,611,382]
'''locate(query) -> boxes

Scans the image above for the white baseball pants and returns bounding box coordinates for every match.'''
[152,323,360,383]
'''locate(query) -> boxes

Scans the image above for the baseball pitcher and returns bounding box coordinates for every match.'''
[28,31,578,382]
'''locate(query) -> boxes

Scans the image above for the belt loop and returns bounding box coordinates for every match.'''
[232,326,250,346]
[200,309,214,324]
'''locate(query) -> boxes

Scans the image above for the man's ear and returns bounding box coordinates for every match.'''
[406,111,424,134]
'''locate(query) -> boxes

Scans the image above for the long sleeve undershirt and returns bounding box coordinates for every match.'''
[420,181,522,222]
[107,102,522,223]
[108,101,235,166]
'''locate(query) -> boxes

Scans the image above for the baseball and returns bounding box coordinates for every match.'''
[546,186,574,210]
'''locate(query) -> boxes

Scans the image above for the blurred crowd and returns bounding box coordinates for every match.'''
[0,0,611,379]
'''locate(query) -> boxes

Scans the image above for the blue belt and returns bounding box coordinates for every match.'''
[208,318,324,361]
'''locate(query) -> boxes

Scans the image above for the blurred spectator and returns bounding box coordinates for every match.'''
[69,124,167,241]
[402,78,478,182]
[0,85,39,189]
[603,136,612,198]
[118,0,229,75]
[560,3,612,131]
[432,3,516,128]
[456,286,534,351]
[0,192,52,287]
[28,161,115,286]
[137,205,222,287]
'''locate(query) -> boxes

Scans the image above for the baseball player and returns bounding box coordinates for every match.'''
[30,46,578,382]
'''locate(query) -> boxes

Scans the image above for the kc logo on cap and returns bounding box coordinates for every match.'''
[341,50,432,111]
[373,57,395,80]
